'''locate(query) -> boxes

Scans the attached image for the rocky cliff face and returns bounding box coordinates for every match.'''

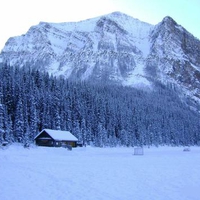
[0,11,200,106]
[147,16,200,101]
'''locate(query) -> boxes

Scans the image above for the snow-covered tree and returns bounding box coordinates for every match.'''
[0,91,4,144]
[14,97,24,142]
[0,63,199,146]
[29,95,38,141]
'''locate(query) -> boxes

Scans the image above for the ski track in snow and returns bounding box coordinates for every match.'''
[0,144,200,200]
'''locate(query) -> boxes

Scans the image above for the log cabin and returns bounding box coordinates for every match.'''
[34,129,78,148]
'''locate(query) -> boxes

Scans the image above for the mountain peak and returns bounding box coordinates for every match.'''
[108,11,127,16]
[162,16,177,25]
[103,11,148,25]
[107,11,133,18]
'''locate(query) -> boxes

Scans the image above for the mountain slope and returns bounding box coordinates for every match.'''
[147,16,200,102]
[0,11,200,107]
[0,12,153,87]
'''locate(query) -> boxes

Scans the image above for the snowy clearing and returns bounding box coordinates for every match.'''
[0,144,200,200]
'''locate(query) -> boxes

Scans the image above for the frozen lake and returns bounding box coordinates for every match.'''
[0,144,200,200]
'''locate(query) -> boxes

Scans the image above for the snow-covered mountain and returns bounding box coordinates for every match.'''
[0,11,200,106]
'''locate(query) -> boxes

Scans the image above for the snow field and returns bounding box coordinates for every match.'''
[0,145,200,200]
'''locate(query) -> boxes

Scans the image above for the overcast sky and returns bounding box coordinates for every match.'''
[0,0,200,50]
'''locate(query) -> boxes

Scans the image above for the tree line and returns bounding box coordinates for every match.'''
[0,63,199,147]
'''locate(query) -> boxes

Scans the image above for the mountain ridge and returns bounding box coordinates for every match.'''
[0,11,200,108]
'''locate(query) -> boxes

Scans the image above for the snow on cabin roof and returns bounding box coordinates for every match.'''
[35,129,78,141]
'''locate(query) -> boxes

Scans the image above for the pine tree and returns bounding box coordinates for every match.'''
[14,97,24,142]
[54,111,61,130]
[29,95,38,141]
[95,123,107,147]
[4,113,13,144]
[73,120,82,143]
[23,125,31,148]
[80,118,87,146]
[0,91,4,144]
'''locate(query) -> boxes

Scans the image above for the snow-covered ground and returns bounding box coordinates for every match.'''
[0,144,200,200]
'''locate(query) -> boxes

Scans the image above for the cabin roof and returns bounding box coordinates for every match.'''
[34,129,78,141]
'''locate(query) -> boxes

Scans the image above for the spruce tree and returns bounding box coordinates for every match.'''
[0,91,4,144]
[29,95,38,141]
[14,97,24,142]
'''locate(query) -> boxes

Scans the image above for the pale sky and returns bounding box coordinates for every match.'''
[0,0,200,50]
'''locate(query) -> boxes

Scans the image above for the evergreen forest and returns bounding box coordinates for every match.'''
[0,64,199,147]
